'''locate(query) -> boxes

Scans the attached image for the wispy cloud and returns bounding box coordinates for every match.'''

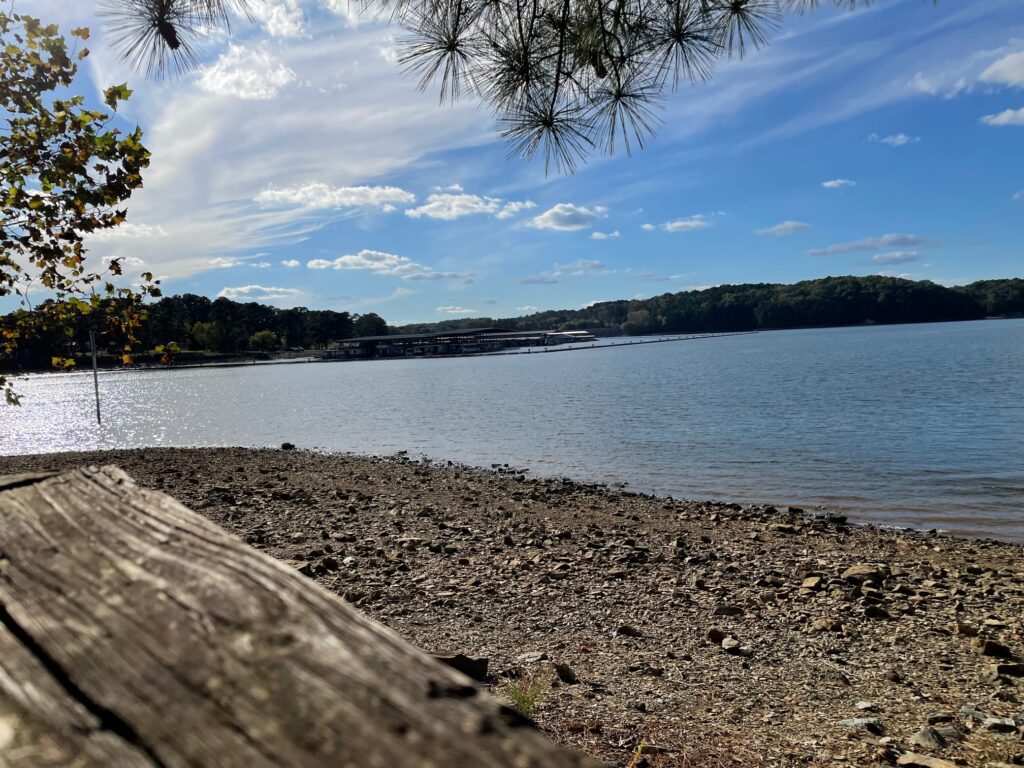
[981,107,1024,126]
[979,50,1024,88]
[436,306,476,314]
[89,223,168,242]
[755,220,810,236]
[591,230,620,240]
[809,234,930,257]
[871,251,920,265]
[822,179,856,189]
[281,259,301,268]
[1013,190,1023,201]
[516,305,539,313]
[868,132,920,147]
[209,257,245,268]
[642,215,711,233]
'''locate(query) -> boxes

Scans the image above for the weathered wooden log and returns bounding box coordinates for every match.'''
[0,466,602,768]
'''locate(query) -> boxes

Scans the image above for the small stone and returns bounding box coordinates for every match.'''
[554,663,579,685]
[801,576,823,590]
[842,564,883,583]
[706,628,726,644]
[910,727,947,750]
[721,637,741,654]
[856,701,878,712]
[839,717,883,735]
[865,604,893,620]
[713,605,744,617]
[897,754,958,768]
[808,617,843,633]
[515,651,548,665]
[960,705,986,722]
[990,663,1024,678]
[983,717,1017,733]
[615,624,643,638]
[281,442,296,450]
[435,654,489,682]
[972,638,1013,658]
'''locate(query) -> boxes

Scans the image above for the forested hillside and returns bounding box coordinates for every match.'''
[397,277,1024,336]
[3,277,1021,371]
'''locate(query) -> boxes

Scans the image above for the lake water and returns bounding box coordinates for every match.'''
[2,320,1022,541]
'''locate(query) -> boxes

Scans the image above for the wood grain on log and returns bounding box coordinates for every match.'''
[0,466,602,768]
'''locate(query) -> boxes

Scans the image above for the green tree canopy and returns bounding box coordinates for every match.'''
[0,11,159,404]
[248,329,279,351]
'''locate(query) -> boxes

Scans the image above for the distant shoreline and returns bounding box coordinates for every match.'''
[4,315,1019,378]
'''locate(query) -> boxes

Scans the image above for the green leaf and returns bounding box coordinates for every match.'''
[102,82,132,111]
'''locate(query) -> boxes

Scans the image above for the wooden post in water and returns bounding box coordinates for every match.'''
[89,329,101,425]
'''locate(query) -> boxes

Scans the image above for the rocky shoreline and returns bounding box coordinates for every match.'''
[1,447,1021,767]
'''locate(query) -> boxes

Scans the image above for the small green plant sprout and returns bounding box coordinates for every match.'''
[503,666,551,718]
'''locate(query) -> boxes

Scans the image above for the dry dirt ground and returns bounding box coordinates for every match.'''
[1,447,1021,768]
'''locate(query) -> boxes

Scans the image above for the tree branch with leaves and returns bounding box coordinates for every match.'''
[0,11,162,405]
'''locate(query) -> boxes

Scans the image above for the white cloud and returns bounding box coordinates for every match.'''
[254,261,272,268]
[755,220,810,236]
[872,251,920,265]
[101,254,146,267]
[1013,190,1023,201]
[307,249,472,282]
[437,306,476,314]
[255,183,415,210]
[218,284,302,301]
[494,200,537,219]
[281,259,301,267]
[322,0,365,28]
[808,234,930,257]
[822,179,856,189]
[640,223,656,231]
[199,46,297,100]
[518,275,560,285]
[89,223,168,242]
[405,193,500,220]
[981,107,1024,126]
[249,0,305,37]
[591,230,620,240]
[663,215,711,233]
[209,257,244,268]
[82,26,493,280]
[529,203,603,232]
[980,51,1024,88]
[868,132,920,147]
[516,305,539,313]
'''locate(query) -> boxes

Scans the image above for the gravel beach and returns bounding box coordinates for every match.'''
[1,447,1021,767]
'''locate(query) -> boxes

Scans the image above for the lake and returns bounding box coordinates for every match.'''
[2,319,1022,540]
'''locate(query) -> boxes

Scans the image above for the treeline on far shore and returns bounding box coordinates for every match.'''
[2,276,1021,372]
[396,276,1024,336]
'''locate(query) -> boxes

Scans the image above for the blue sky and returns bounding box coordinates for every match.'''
[24,0,1024,324]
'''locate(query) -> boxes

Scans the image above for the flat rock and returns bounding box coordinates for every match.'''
[841,564,883,583]
[910,727,947,750]
[897,754,958,768]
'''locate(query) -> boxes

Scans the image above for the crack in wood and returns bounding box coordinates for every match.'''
[0,604,170,768]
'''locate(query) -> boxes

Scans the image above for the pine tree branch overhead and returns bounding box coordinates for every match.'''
[100,0,910,169]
